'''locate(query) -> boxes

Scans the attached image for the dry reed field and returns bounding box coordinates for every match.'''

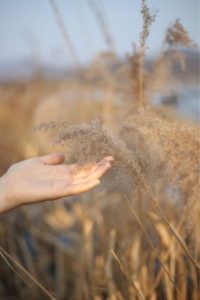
[0,1,199,299]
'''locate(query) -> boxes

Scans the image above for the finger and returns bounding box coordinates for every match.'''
[35,179,98,201]
[64,179,100,196]
[88,156,114,176]
[78,162,111,182]
[103,156,114,163]
[70,156,114,179]
[39,153,65,165]
[44,162,109,182]
[44,157,113,183]
[40,177,100,199]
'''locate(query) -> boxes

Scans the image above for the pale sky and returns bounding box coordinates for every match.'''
[0,0,199,68]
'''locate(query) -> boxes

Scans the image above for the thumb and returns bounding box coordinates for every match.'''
[39,153,65,165]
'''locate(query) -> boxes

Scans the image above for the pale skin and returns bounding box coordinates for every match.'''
[0,153,113,214]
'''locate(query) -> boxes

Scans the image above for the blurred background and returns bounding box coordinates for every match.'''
[0,0,199,124]
[0,0,199,169]
[0,0,199,72]
[0,1,199,299]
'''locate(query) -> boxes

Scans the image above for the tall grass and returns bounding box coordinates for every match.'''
[0,1,199,299]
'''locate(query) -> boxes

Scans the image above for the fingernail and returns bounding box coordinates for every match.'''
[105,156,114,161]
[101,161,111,168]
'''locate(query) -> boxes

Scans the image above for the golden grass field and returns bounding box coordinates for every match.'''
[0,1,199,299]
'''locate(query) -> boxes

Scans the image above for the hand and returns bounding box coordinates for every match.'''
[0,153,113,213]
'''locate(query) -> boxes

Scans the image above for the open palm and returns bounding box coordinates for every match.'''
[1,153,113,213]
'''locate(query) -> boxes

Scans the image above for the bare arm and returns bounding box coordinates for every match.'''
[0,153,113,213]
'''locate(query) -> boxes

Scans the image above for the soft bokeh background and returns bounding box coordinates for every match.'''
[0,1,199,299]
[0,0,199,75]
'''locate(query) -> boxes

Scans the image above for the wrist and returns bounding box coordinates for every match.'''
[0,172,16,213]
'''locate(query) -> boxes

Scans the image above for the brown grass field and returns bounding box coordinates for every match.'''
[0,1,199,299]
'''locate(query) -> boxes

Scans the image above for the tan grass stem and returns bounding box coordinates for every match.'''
[111,250,145,300]
[0,246,56,300]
